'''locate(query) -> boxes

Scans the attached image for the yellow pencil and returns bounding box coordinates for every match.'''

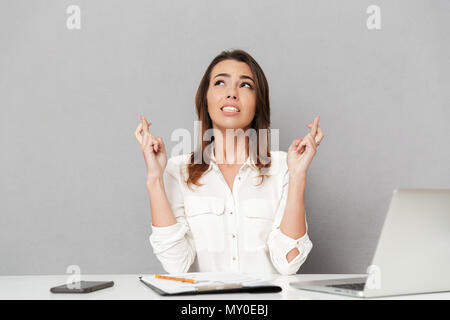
[154,274,196,283]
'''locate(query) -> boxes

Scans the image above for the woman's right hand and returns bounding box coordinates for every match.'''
[134,115,167,183]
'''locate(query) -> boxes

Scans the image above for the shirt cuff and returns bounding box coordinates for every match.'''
[277,228,310,252]
[149,222,189,254]
[267,228,313,275]
[272,227,313,264]
[151,222,184,236]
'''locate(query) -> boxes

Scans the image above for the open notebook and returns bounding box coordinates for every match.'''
[139,272,282,296]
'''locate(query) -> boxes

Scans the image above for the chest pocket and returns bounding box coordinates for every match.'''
[184,196,226,252]
[241,198,275,251]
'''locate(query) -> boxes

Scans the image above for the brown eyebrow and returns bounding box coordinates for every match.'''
[213,73,255,83]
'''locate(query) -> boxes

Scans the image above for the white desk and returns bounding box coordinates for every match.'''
[0,274,448,300]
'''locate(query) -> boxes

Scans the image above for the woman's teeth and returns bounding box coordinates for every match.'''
[222,106,239,112]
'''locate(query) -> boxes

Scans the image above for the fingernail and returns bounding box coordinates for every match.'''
[317,115,320,121]
[306,123,312,126]
[140,115,142,120]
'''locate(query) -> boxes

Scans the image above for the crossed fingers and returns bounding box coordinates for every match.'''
[306,116,324,147]
[134,115,161,153]
[295,116,325,154]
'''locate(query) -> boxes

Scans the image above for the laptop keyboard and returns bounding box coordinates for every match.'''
[326,283,366,291]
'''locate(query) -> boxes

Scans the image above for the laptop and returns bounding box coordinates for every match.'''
[290,188,450,298]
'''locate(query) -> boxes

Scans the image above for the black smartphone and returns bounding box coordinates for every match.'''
[50,281,114,293]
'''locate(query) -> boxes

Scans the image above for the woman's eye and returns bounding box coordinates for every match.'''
[214,80,252,89]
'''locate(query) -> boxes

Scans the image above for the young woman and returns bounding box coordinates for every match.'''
[134,49,324,276]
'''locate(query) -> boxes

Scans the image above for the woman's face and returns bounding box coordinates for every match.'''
[206,59,257,133]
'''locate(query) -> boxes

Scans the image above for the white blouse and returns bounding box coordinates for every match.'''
[149,142,313,276]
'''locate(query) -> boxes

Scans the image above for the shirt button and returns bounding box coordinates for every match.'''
[232,234,236,238]
[230,211,233,215]
[232,257,236,261]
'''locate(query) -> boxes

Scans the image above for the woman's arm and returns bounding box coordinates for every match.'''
[135,115,177,227]
[278,115,324,264]
[146,177,177,227]
[147,165,196,274]
[134,115,195,273]
[279,174,307,262]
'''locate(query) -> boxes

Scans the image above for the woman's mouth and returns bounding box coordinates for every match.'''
[221,106,240,116]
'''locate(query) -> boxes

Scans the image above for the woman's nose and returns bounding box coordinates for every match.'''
[226,86,238,99]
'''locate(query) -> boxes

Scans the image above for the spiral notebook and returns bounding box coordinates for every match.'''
[139,272,282,296]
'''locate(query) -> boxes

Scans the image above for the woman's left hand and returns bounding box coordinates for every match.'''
[287,116,324,178]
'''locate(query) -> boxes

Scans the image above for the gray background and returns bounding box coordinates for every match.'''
[1,0,449,276]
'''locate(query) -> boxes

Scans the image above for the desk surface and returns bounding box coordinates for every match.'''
[0,274,448,300]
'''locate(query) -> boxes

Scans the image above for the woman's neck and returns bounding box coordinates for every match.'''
[212,128,249,165]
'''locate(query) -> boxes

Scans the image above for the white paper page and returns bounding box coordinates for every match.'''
[141,276,196,294]
[141,272,272,294]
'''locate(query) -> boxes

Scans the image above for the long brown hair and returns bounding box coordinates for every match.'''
[185,49,272,191]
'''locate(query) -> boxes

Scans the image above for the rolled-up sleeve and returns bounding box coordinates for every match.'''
[267,166,313,275]
[149,157,196,274]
